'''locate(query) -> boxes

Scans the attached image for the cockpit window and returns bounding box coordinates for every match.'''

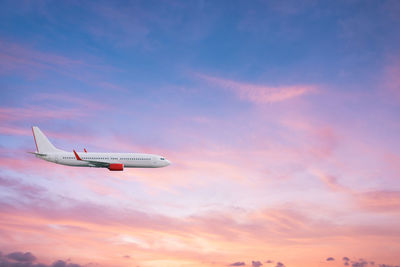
[160,158,165,160]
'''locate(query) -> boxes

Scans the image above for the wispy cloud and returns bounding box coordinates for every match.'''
[0,125,30,136]
[0,106,88,122]
[0,41,83,77]
[311,170,350,193]
[313,169,400,214]
[355,190,400,213]
[197,73,316,103]
[32,93,110,110]
[383,58,400,101]
[0,40,124,92]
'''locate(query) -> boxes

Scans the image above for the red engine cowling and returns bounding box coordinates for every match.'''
[108,163,124,171]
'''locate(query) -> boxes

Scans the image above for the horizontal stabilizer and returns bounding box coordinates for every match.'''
[28,151,47,156]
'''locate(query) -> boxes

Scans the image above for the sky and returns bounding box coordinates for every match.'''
[0,0,400,266]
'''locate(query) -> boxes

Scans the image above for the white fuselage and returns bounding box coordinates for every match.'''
[37,152,170,168]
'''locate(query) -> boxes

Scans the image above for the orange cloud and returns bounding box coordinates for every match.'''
[197,73,316,103]
[1,195,400,267]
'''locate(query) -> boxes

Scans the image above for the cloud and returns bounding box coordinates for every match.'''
[197,73,316,104]
[338,259,400,267]
[83,2,150,47]
[275,262,285,267]
[382,53,400,103]
[326,257,335,261]
[313,169,400,213]
[0,175,47,201]
[6,252,36,262]
[2,174,400,267]
[0,251,82,267]
[229,262,245,266]
[312,170,349,192]
[350,259,369,267]
[0,41,83,77]
[0,106,89,123]
[3,173,400,251]
[0,40,123,92]
[51,260,82,267]
[252,261,263,267]
[83,1,220,47]
[32,93,109,111]
[0,125,30,136]
[355,190,400,213]
[0,92,110,128]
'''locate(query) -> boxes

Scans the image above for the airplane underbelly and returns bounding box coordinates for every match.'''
[62,160,89,167]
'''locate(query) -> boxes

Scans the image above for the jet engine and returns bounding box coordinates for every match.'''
[108,163,124,171]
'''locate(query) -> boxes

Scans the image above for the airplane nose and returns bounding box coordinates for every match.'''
[166,159,171,166]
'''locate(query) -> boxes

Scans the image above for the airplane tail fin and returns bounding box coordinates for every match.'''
[32,126,63,153]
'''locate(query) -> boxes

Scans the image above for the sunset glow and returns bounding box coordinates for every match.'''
[1,1,400,267]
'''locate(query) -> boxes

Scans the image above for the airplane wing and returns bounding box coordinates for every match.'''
[73,150,110,168]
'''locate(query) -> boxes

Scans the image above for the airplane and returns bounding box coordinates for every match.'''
[30,126,170,171]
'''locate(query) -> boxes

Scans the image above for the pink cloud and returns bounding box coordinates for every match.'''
[96,81,128,92]
[0,93,110,130]
[355,190,400,213]
[280,118,340,159]
[383,57,400,101]
[0,125,30,136]
[197,73,316,103]
[383,152,400,178]
[1,193,400,267]
[0,106,88,123]
[31,93,110,111]
[0,41,124,92]
[311,170,350,193]
[313,169,400,214]
[0,41,83,77]
[0,155,70,177]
